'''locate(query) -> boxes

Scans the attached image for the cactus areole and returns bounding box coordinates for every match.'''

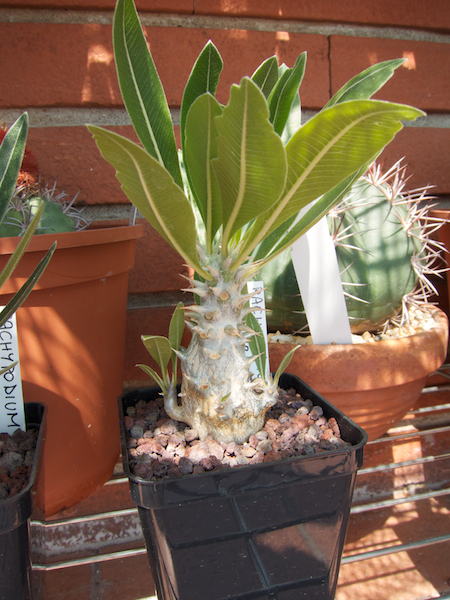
[88,0,424,444]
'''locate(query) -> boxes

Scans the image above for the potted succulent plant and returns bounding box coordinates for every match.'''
[0,119,143,516]
[88,0,424,597]
[265,161,449,441]
[0,113,52,600]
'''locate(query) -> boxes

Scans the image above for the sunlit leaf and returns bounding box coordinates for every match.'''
[185,93,223,247]
[213,77,287,249]
[113,0,182,187]
[88,125,210,279]
[325,59,406,108]
[0,113,28,222]
[252,56,279,98]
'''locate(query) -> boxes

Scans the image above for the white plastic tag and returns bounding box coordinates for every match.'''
[245,281,270,379]
[0,310,25,433]
[291,217,352,345]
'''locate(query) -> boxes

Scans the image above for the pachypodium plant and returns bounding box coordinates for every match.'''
[262,160,446,335]
[88,0,424,444]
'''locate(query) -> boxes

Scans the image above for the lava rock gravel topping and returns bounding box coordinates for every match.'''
[0,427,38,501]
[124,388,352,481]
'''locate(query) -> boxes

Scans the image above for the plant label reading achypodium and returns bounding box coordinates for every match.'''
[0,311,25,433]
[245,281,270,379]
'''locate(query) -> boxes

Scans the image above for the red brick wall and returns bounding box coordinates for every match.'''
[1,0,449,385]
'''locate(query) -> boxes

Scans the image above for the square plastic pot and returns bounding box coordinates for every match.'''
[0,403,47,600]
[119,374,367,600]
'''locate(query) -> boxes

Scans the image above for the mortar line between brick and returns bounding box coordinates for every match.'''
[1,108,450,129]
[1,8,450,44]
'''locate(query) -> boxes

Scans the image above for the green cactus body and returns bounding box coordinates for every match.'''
[30,198,76,234]
[262,172,424,335]
[0,190,83,238]
[0,206,26,237]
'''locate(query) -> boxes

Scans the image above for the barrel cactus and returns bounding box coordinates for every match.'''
[262,160,445,335]
[0,180,88,237]
[0,125,87,237]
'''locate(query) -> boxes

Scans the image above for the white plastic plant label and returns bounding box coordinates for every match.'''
[245,281,270,379]
[291,216,352,345]
[0,310,25,433]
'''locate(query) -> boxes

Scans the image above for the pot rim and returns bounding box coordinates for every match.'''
[0,223,143,254]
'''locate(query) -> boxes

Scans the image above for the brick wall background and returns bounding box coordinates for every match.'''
[1,0,449,387]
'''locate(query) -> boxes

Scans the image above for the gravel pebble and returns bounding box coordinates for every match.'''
[0,428,38,500]
[125,387,352,481]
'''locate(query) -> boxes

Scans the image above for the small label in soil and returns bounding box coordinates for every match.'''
[245,281,270,379]
[0,309,25,433]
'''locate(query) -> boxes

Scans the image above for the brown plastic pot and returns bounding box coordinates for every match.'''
[0,224,142,516]
[269,306,448,442]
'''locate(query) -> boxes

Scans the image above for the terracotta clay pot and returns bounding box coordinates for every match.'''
[0,224,142,516]
[269,306,448,441]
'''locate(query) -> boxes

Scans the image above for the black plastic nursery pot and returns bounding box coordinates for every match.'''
[119,374,367,600]
[0,402,47,600]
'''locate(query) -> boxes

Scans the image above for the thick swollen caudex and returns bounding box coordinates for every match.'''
[164,257,278,444]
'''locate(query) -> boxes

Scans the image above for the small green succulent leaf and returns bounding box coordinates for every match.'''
[113,0,182,187]
[0,241,56,328]
[325,59,405,108]
[180,40,223,153]
[273,346,299,389]
[168,301,185,386]
[0,113,28,222]
[137,364,167,394]
[141,335,172,388]
[169,302,185,353]
[245,311,266,382]
[213,77,287,250]
[268,53,306,136]
[185,93,223,248]
[87,125,210,280]
[141,335,172,369]
[251,56,279,98]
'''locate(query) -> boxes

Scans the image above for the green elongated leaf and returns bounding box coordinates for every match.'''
[273,346,299,389]
[113,0,182,187]
[245,311,266,382]
[185,93,223,248]
[213,77,288,250]
[169,302,185,353]
[252,56,279,98]
[256,164,368,262]
[0,362,18,377]
[325,59,405,108]
[281,91,301,144]
[141,335,172,388]
[137,364,167,393]
[88,125,210,280]
[180,41,223,154]
[268,53,306,136]
[0,113,28,222]
[0,242,56,328]
[0,201,45,290]
[234,99,424,267]
[168,301,185,387]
